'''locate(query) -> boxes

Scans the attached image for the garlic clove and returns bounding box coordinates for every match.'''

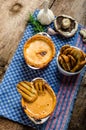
[83,38,86,43]
[47,27,58,35]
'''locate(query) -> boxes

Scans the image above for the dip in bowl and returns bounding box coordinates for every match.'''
[23,33,56,69]
[21,78,56,124]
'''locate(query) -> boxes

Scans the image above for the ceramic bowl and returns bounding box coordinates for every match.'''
[21,77,56,124]
[56,46,86,76]
[23,32,56,69]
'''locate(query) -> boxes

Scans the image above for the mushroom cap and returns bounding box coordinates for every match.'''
[54,14,78,38]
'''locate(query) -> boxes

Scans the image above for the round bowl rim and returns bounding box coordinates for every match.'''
[57,46,85,76]
[21,77,57,120]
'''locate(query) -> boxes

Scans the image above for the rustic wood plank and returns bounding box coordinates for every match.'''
[0,0,43,80]
[0,0,86,130]
[50,0,86,25]
[69,79,86,130]
[0,117,35,130]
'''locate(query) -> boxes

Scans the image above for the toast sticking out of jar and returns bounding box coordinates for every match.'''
[17,81,38,102]
[33,79,46,95]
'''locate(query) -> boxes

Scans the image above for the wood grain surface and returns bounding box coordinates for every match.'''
[0,0,86,130]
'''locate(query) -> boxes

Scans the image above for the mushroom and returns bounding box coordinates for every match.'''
[62,18,71,29]
[54,15,78,38]
[80,29,86,43]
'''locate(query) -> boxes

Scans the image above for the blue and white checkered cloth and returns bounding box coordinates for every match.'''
[0,10,86,130]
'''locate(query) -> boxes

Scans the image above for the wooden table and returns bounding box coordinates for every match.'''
[0,0,86,130]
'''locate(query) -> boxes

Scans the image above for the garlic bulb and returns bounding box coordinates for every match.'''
[37,0,54,25]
